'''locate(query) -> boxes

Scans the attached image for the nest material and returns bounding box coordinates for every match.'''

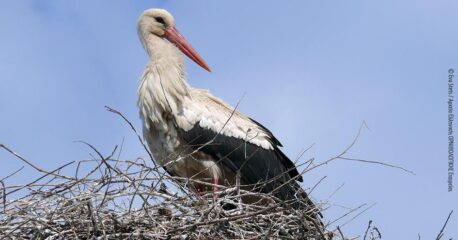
[0,147,333,240]
[1,115,390,240]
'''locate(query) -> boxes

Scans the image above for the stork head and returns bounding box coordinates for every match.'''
[138,9,211,72]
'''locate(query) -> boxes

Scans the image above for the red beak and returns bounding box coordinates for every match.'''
[164,27,211,72]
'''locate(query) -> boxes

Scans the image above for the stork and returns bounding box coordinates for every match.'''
[136,8,321,218]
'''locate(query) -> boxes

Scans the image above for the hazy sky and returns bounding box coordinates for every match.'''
[1,1,457,238]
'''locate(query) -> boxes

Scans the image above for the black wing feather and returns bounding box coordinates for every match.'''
[248,117,283,147]
[179,123,310,206]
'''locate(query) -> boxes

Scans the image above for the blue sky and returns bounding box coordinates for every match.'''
[1,0,457,238]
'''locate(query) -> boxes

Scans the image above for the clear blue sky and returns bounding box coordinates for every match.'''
[1,1,457,238]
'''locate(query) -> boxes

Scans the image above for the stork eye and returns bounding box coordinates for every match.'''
[154,17,166,25]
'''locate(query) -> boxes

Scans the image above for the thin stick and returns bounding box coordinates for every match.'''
[435,210,453,240]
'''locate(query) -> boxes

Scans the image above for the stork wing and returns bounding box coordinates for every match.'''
[178,89,304,199]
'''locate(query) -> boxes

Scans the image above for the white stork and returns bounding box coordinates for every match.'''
[136,8,321,217]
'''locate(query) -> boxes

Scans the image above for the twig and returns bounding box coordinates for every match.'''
[363,220,372,240]
[435,210,453,240]
[105,106,156,167]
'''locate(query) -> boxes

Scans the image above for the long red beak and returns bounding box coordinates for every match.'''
[164,27,211,72]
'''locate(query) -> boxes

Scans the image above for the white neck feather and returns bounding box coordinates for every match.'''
[137,34,190,129]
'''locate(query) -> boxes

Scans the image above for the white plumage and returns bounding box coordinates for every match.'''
[137,51,273,184]
[136,9,322,219]
[137,9,273,181]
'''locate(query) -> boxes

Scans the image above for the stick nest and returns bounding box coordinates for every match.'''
[0,143,336,240]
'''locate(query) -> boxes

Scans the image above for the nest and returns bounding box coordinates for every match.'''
[0,111,388,239]
[2,107,453,239]
[0,144,334,239]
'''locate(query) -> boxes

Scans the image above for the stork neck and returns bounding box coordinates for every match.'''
[138,34,190,122]
[143,34,188,90]
[141,34,181,64]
